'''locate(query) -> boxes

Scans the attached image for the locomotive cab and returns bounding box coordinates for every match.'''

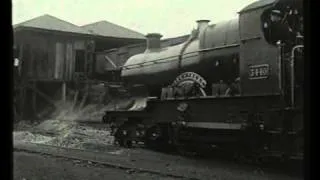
[261,0,304,108]
[239,0,303,105]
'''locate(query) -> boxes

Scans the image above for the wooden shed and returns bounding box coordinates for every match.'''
[14,14,95,82]
[13,14,145,120]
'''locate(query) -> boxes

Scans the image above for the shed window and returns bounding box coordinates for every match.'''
[75,50,85,72]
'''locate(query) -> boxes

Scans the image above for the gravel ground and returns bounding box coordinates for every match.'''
[14,151,180,180]
[14,121,41,131]
[13,119,115,151]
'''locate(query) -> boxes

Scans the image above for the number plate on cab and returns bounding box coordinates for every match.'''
[248,64,270,80]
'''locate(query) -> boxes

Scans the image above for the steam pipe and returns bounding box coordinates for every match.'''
[178,29,197,70]
[276,41,283,94]
[290,45,303,108]
[178,20,210,71]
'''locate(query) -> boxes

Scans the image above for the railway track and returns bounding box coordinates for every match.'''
[14,141,199,180]
[77,121,304,163]
[15,119,303,179]
[14,140,303,180]
[77,120,303,171]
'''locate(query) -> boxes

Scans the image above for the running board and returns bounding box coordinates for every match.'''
[185,122,242,130]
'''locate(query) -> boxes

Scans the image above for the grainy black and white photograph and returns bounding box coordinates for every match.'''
[13,0,304,179]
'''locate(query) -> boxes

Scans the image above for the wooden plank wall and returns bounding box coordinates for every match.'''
[65,42,73,81]
[47,38,55,78]
[54,42,64,79]
[54,40,85,81]
[14,31,87,82]
[95,53,109,73]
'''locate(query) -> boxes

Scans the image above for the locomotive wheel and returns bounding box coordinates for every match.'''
[115,138,133,148]
[114,126,128,147]
[145,125,161,147]
[117,139,124,146]
[148,125,162,140]
[123,139,133,148]
[113,120,142,148]
[233,152,245,162]
[169,127,197,157]
[145,124,172,151]
[102,115,109,123]
[175,144,197,157]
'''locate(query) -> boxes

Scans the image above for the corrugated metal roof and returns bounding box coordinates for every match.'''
[239,0,278,13]
[13,14,92,35]
[81,21,145,40]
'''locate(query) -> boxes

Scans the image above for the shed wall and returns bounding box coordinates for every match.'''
[14,30,88,81]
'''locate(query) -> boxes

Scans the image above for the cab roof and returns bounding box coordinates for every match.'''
[239,0,278,13]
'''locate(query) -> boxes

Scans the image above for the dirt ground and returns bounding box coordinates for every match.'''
[13,119,303,180]
[14,151,180,180]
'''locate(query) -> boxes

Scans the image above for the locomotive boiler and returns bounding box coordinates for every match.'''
[121,18,240,97]
[104,0,304,161]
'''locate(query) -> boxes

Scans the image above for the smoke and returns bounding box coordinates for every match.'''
[36,82,109,122]
[33,82,148,122]
[46,100,108,122]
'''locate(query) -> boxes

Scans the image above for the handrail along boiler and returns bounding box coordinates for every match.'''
[104,0,304,160]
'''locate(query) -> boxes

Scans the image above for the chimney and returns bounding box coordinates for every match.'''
[145,33,162,51]
[196,20,210,33]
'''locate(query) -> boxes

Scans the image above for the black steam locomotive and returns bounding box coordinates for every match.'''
[103,0,304,160]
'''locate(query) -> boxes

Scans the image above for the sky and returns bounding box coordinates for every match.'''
[12,0,257,38]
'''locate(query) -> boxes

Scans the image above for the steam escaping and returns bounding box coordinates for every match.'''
[47,100,108,122]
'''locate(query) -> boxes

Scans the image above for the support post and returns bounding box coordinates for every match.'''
[19,85,26,121]
[18,44,23,76]
[32,82,37,118]
[26,83,57,107]
[79,92,88,110]
[72,90,79,111]
[62,81,67,102]
[277,41,283,95]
